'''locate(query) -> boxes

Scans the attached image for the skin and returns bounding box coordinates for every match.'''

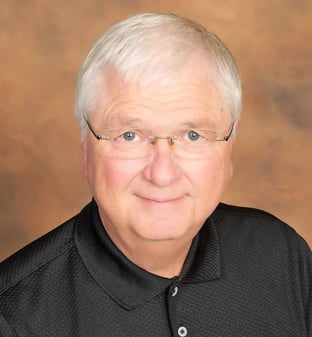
[80,59,233,278]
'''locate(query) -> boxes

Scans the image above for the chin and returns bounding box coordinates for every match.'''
[135,219,194,243]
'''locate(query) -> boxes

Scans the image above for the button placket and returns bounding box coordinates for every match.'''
[168,280,187,337]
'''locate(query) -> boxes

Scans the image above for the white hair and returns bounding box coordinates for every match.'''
[75,13,241,138]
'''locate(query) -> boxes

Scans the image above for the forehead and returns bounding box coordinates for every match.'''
[94,64,229,128]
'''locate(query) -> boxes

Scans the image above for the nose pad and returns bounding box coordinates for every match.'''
[150,136,175,147]
[168,137,174,147]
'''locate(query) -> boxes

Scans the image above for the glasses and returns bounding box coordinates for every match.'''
[85,118,235,159]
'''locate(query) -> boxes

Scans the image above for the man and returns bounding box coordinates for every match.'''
[0,13,311,337]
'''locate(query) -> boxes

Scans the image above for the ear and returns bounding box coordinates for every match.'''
[229,158,234,179]
[80,139,88,179]
[225,139,234,180]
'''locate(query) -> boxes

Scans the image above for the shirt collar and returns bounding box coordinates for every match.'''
[75,201,221,310]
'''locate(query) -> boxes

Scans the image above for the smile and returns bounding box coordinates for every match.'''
[137,195,185,204]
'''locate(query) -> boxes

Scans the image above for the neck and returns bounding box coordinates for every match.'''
[105,228,193,278]
[125,240,192,278]
[99,210,194,278]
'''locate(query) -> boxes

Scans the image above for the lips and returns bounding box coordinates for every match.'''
[136,195,185,204]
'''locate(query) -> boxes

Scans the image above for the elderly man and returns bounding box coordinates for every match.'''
[0,13,311,337]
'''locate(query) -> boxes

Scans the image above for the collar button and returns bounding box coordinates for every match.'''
[178,326,188,337]
[172,286,178,297]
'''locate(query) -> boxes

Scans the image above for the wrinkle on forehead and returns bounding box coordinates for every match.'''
[92,59,229,130]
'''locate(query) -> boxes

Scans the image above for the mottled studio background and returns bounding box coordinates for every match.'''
[0,0,311,260]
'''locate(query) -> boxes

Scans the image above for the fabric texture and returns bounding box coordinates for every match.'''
[0,201,311,337]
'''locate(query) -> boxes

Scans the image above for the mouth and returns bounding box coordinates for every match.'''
[136,195,185,205]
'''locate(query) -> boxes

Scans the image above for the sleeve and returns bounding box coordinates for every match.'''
[282,225,312,336]
[0,314,18,337]
[298,237,312,335]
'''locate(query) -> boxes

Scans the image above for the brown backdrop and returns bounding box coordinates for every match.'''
[0,0,311,261]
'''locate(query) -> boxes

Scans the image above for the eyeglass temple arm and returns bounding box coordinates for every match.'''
[216,121,235,142]
[85,118,103,140]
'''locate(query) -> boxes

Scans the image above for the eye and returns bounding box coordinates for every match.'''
[186,130,201,141]
[113,129,148,143]
[119,131,138,141]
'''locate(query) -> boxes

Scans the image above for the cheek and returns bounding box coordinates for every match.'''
[223,147,233,181]
[189,150,233,192]
[217,150,233,185]
[89,154,144,193]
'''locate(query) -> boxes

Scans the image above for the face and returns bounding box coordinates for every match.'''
[81,62,233,255]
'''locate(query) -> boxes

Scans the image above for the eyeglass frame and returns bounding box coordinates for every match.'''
[84,117,235,146]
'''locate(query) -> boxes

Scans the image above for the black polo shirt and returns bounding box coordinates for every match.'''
[0,201,311,336]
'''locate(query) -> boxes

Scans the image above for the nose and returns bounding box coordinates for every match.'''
[142,138,182,187]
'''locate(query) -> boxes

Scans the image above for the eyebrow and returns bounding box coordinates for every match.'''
[177,120,218,130]
[105,117,146,129]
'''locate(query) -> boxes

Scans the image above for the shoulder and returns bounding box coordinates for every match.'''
[212,203,302,241]
[0,213,77,295]
[213,202,288,226]
[211,202,311,265]
[0,313,17,337]
[209,204,311,333]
